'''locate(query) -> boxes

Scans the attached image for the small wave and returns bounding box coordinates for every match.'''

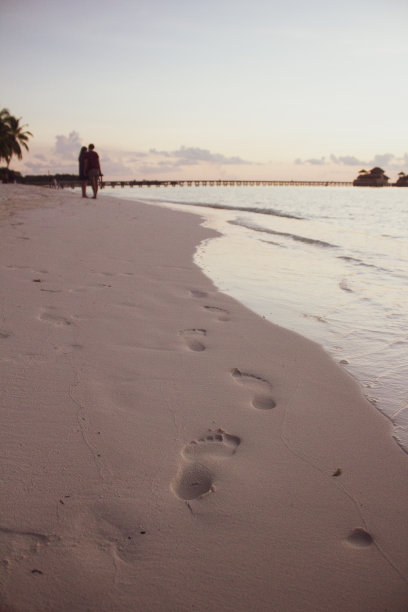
[260,239,287,248]
[338,255,382,270]
[229,219,337,248]
[144,197,303,219]
[222,204,302,219]
[391,343,408,350]
[338,255,364,264]
[302,313,327,323]
[337,255,407,277]
[339,279,353,292]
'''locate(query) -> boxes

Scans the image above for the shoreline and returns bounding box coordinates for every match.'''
[0,185,407,611]
[109,184,407,455]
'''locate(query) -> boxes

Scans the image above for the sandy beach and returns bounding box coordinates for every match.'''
[0,184,407,612]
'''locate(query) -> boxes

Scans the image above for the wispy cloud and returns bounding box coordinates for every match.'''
[295,156,326,166]
[329,155,364,166]
[150,146,251,166]
[295,152,408,170]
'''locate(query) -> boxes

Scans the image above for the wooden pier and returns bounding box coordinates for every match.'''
[97,179,353,189]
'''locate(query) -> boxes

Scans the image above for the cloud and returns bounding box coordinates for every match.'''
[370,153,395,167]
[138,162,181,175]
[54,131,82,158]
[125,152,149,162]
[330,154,365,166]
[100,154,136,177]
[174,146,249,165]
[149,148,172,158]
[296,152,408,170]
[295,156,326,166]
[150,146,251,166]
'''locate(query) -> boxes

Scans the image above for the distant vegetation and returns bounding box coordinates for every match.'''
[0,169,80,185]
[20,173,78,185]
[0,108,33,169]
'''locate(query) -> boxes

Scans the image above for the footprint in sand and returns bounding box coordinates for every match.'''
[53,343,83,355]
[190,289,208,298]
[203,305,230,322]
[0,526,56,567]
[39,309,72,327]
[171,429,241,501]
[345,528,373,548]
[91,500,148,563]
[231,368,276,410]
[179,328,206,352]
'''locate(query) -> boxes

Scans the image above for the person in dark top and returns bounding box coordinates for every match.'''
[84,143,102,199]
[78,146,88,197]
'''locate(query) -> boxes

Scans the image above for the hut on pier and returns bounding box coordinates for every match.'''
[353,167,389,186]
[395,172,408,187]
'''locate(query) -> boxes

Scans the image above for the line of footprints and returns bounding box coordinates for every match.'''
[173,296,276,504]
[172,293,375,549]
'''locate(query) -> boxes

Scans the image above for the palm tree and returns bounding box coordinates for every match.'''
[0,108,33,167]
[0,108,12,164]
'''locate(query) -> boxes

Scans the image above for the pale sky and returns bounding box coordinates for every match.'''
[1,0,407,180]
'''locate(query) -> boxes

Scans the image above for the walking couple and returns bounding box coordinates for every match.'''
[78,144,103,199]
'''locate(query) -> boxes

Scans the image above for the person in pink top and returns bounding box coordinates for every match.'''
[84,143,102,199]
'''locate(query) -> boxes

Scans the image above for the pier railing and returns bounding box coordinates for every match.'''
[57,179,353,188]
[30,178,403,189]
[101,179,353,188]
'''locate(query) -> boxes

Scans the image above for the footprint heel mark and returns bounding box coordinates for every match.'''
[179,328,206,352]
[171,463,214,500]
[203,305,230,321]
[231,368,276,410]
[182,429,241,460]
[190,289,208,298]
[345,528,373,548]
[252,396,276,410]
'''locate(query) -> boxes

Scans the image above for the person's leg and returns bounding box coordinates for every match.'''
[81,179,88,197]
[91,174,98,198]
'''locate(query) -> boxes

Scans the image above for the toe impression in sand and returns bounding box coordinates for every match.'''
[231,368,276,410]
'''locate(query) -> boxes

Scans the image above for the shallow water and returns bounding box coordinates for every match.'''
[100,185,408,452]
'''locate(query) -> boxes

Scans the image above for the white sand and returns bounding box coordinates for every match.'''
[0,184,407,612]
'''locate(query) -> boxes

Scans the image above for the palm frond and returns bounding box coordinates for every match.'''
[0,109,33,166]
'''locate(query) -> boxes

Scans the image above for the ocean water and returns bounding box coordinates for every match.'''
[100,185,408,453]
